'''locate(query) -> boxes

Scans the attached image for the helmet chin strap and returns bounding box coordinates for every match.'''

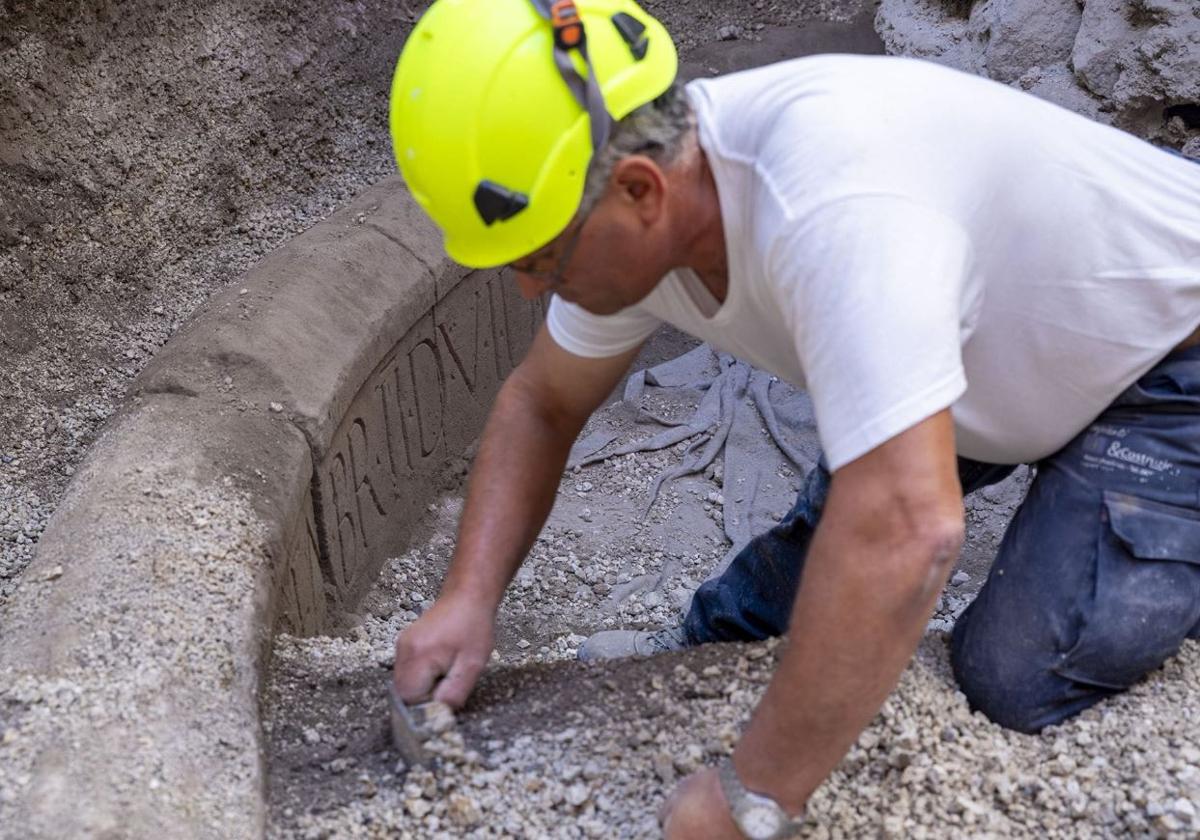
[527,0,614,153]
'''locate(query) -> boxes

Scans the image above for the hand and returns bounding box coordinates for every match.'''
[659,767,743,840]
[393,592,495,708]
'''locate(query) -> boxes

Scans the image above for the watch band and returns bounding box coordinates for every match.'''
[717,757,807,840]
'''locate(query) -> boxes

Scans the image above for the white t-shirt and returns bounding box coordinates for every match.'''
[547,55,1200,470]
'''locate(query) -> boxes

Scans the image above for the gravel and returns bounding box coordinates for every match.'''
[263,376,1199,838]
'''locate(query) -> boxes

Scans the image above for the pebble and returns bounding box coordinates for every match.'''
[447,792,482,826]
[419,701,455,736]
[566,782,591,807]
[406,797,432,819]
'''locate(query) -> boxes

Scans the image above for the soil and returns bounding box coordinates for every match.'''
[263,362,1197,838]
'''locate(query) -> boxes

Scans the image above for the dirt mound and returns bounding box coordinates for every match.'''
[0,0,414,607]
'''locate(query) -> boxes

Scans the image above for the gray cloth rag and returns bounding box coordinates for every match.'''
[567,344,822,578]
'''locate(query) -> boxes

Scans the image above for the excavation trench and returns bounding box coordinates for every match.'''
[3,3,1199,839]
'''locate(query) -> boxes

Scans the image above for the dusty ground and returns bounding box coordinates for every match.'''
[264,368,1199,838]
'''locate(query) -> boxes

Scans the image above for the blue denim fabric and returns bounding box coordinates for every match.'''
[682,344,1200,732]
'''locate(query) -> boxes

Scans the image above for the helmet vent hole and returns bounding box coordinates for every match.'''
[611,12,648,60]
[473,180,530,226]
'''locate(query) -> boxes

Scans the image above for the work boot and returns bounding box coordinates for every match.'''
[576,625,690,662]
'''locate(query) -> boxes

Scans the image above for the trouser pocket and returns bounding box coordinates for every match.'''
[1056,491,1200,690]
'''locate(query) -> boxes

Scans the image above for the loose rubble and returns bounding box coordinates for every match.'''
[264,386,1197,838]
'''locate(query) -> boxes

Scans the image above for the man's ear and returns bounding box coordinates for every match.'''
[611,155,667,224]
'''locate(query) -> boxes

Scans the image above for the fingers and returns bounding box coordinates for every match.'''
[393,632,450,703]
[658,776,690,833]
[393,653,444,704]
[432,651,487,709]
[392,598,496,708]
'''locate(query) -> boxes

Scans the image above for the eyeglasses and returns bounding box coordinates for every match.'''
[507,214,589,289]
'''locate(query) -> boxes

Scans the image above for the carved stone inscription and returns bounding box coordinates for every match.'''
[275,487,326,636]
[310,271,545,614]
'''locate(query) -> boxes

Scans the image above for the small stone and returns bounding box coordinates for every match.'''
[302,727,320,745]
[1170,798,1197,821]
[954,794,986,816]
[406,797,432,818]
[653,752,676,784]
[358,775,377,799]
[419,701,455,735]
[269,402,284,413]
[2,729,16,746]
[41,565,63,581]
[951,571,970,586]
[517,639,531,649]
[717,24,740,40]
[447,792,482,826]
[566,782,591,807]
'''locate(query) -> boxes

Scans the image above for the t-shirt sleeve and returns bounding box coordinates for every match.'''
[773,196,975,470]
[545,295,662,358]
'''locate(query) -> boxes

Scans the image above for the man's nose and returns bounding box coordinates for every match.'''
[514,271,552,300]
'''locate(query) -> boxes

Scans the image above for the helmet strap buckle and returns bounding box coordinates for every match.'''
[549,0,586,50]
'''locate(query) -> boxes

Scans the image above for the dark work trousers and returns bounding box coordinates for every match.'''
[681,344,1200,733]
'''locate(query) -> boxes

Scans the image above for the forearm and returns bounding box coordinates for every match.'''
[440,376,581,608]
[734,504,961,813]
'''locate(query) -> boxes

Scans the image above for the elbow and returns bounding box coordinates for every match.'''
[839,495,965,608]
[898,512,965,605]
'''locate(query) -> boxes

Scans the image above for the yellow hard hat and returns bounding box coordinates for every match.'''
[389,0,678,268]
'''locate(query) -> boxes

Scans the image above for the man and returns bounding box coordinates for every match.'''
[388,0,1200,836]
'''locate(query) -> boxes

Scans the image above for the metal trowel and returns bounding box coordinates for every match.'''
[389,682,431,767]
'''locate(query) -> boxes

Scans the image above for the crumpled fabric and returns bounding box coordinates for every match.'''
[568,343,822,576]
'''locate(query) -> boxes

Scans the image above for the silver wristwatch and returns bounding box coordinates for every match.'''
[717,757,806,840]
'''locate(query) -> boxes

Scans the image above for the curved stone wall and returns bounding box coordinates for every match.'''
[0,177,541,838]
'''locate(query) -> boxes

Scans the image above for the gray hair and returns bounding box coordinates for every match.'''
[576,81,694,218]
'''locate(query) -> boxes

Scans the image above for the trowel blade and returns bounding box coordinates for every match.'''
[389,683,430,767]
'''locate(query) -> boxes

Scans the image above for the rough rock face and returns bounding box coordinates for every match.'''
[1073,0,1200,136]
[876,0,1200,148]
[982,0,1081,84]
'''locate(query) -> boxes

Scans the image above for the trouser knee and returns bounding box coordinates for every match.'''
[950,615,1073,734]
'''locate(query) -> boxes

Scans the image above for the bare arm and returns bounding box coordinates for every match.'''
[665,409,964,836]
[442,325,640,606]
[395,323,640,705]
[737,409,964,808]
